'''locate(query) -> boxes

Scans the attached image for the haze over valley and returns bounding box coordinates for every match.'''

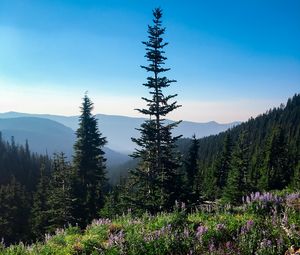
[0,111,239,162]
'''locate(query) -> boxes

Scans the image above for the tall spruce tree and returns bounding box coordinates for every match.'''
[184,134,200,203]
[214,133,233,197]
[0,177,30,243]
[291,162,300,190]
[222,130,250,205]
[73,94,107,226]
[259,126,290,190]
[130,8,182,213]
[31,164,50,239]
[47,153,75,233]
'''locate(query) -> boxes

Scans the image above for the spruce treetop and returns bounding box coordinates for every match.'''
[129,8,182,213]
[138,7,181,119]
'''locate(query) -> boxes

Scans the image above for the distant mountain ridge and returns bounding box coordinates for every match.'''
[0,117,129,167]
[0,112,239,153]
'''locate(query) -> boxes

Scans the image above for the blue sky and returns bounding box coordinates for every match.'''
[0,0,299,122]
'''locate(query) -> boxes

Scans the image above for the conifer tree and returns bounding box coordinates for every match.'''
[130,8,182,213]
[47,153,75,233]
[222,130,250,204]
[291,162,300,190]
[259,127,290,190]
[100,179,127,218]
[0,177,30,243]
[31,164,50,239]
[214,133,233,197]
[184,135,200,203]
[202,164,218,200]
[185,135,199,188]
[73,94,107,226]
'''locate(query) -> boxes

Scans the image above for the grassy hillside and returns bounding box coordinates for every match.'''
[1,191,299,255]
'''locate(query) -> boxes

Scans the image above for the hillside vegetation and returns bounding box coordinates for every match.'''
[1,191,299,255]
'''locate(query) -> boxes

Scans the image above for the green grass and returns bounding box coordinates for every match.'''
[1,191,299,255]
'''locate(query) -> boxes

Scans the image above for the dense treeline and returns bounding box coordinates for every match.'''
[0,94,107,244]
[102,94,300,216]
[0,136,51,243]
[0,135,51,189]
[186,93,300,202]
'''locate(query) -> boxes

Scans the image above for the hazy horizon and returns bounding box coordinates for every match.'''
[0,94,291,125]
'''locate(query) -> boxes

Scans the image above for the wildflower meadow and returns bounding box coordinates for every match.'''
[1,191,299,255]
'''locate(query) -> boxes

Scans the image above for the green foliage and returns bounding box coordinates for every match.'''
[214,133,233,197]
[129,8,182,213]
[259,126,291,190]
[2,191,300,255]
[0,133,51,243]
[0,177,30,244]
[191,94,300,202]
[31,164,50,239]
[291,161,300,190]
[100,179,129,218]
[46,153,76,233]
[73,94,108,226]
[183,135,201,204]
[222,131,250,205]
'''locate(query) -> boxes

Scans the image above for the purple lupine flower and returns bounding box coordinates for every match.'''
[260,239,272,248]
[276,237,283,247]
[286,192,300,208]
[253,191,260,201]
[196,225,208,238]
[129,219,142,225]
[108,230,125,247]
[245,191,283,211]
[270,206,279,226]
[282,211,288,226]
[286,192,300,201]
[209,242,215,252]
[241,220,254,234]
[167,224,172,231]
[216,223,225,231]
[91,218,112,226]
[175,200,179,209]
[55,228,65,235]
[246,195,251,204]
[144,225,172,242]
[45,233,52,242]
[226,241,232,249]
[183,227,189,238]
[246,220,254,230]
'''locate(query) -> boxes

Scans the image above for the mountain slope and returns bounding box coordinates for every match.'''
[0,117,129,167]
[0,112,239,152]
[189,94,300,198]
